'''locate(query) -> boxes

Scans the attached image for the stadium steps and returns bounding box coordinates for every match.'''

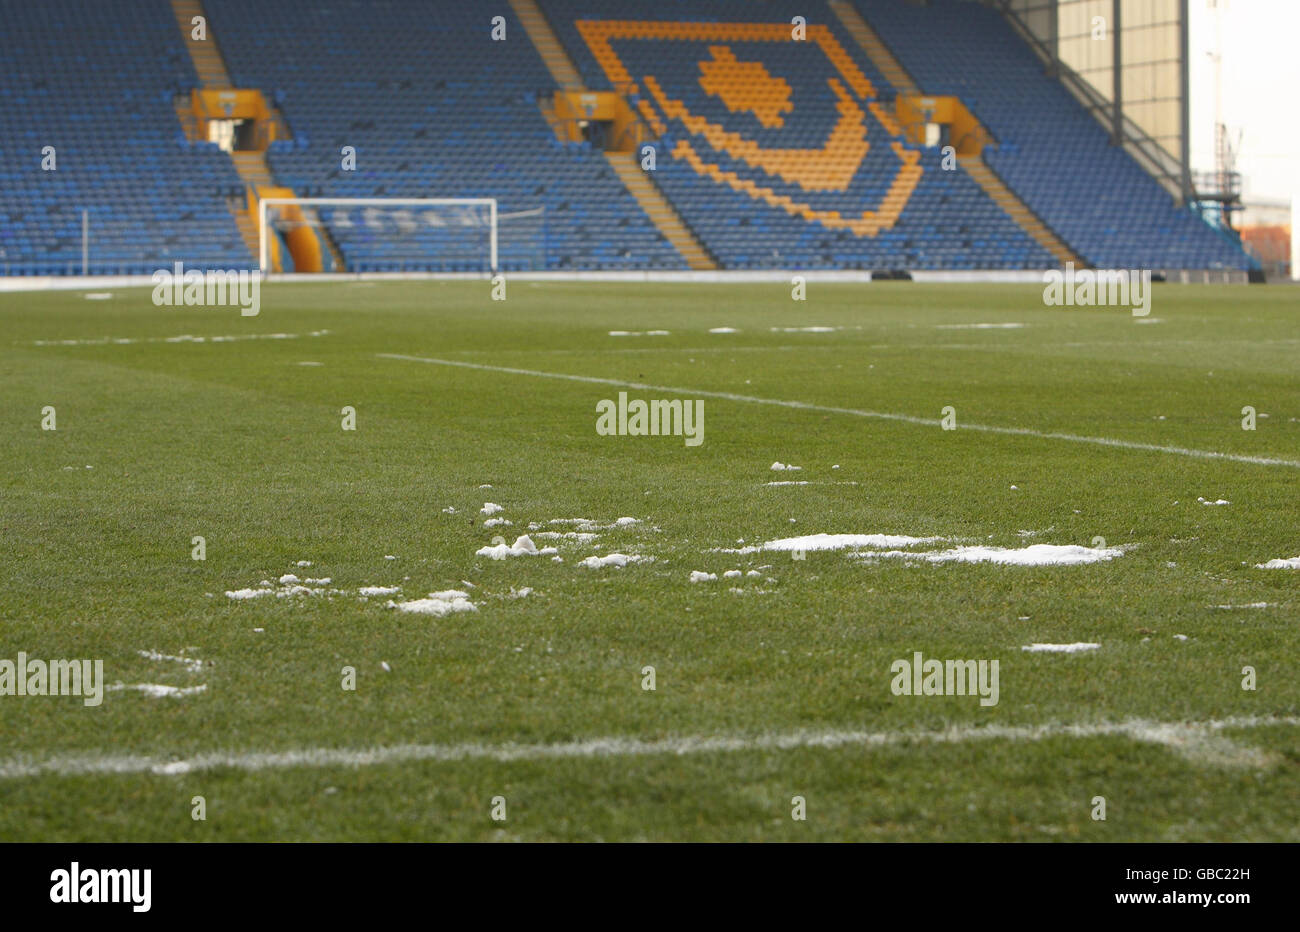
[228,196,260,262]
[958,155,1083,267]
[509,0,584,90]
[228,152,275,262]
[171,0,232,88]
[604,152,716,270]
[173,94,199,141]
[828,0,919,96]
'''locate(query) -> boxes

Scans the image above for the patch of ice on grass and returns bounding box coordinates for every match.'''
[689,570,717,582]
[1255,556,1300,569]
[1020,643,1100,653]
[388,590,477,616]
[480,502,504,516]
[476,535,557,560]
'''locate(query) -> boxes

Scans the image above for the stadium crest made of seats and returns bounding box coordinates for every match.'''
[575,20,922,237]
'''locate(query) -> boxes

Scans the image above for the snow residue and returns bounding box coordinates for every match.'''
[1021,643,1101,653]
[765,480,810,486]
[35,331,329,348]
[483,517,512,528]
[609,330,670,336]
[359,586,401,597]
[535,531,599,543]
[109,683,208,698]
[613,517,640,527]
[722,533,943,555]
[689,571,718,582]
[1197,497,1230,506]
[770,326,838,333]
[1256,556,1300,569]
[476,535,557,560]
[934,322,1025,330]
[579,553,646,569]
[388,590,476,616]
[278,574,300,585]
[384,555,397,560]
[83,292,114,300]
[509,587,534,598]
[722,570,742,578]
[480,502,504,516]
[864,544,1124,566]
[708,327,738,334]
[137,650,204,673]
[225,587,272,600]
[295,560,313,567]
[1214,602,1271,609]
[770,462,802,471]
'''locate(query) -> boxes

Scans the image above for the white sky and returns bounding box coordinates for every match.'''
[1189,0,1299,205]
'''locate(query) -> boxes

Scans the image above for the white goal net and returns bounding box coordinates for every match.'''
[258,197,547,274]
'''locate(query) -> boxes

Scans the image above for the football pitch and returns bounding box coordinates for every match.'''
[1,280,1297,841]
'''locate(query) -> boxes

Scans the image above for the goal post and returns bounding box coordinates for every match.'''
[257,197,500,274]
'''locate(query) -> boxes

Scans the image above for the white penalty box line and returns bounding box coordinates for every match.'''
[377,354,1300,469]
[2,715,1295,779]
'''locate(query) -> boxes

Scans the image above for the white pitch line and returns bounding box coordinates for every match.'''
[1,715,1294,780]
[378,354,1300,469]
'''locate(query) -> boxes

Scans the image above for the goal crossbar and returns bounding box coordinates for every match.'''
[257,197,498,273]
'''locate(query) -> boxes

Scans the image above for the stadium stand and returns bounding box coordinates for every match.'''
[857,0,1249,271]
[203,0,685,272]
[0,0,250,275]
[543,0,1057,270]
[0,0,1251,274]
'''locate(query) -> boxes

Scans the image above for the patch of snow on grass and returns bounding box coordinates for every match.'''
[770,462,802,471]
[689,571,718,582]
[578,553,645,569]
[109,683,208,698]
[1255,556,1300,569]
[1021,643,1100,653]
[476,535,557,560]
[480,502,504,516]
[388,590,477,616]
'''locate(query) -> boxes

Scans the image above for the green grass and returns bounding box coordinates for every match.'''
[1,280,1297,841]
